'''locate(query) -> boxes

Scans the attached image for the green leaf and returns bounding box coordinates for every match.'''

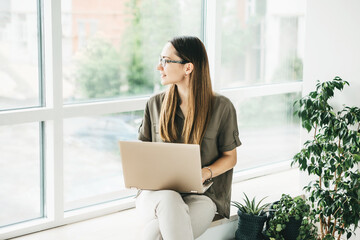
[309,91,318,98]
[233,193,269,216]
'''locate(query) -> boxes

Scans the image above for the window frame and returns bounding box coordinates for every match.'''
[0,0,303,238]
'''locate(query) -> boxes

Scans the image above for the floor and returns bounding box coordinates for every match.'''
[10,168,302,240]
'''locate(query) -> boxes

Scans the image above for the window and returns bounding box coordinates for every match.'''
[62,0,203,103]
[234,93,301,171]
[219,0,305,171]
[0,123,43,227]
[63,111,142,211]
[221,0,305,88]
[0,0,203,235]
[0,0,41,111]
[0,0,305,238]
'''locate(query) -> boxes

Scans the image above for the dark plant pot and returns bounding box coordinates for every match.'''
[263,201,302,240]
[235,210,267,240]
[282,217,302,240]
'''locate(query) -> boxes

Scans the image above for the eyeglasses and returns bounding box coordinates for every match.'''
[159,56,189,68]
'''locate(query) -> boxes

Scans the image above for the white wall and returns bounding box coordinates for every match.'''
[303,0,360,101]
[302,0,360,239]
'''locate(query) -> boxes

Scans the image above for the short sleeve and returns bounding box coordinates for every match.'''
[138,101,152,142]
[218,101,242,152]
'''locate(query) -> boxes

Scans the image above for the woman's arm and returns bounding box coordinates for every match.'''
[201,148,237,183]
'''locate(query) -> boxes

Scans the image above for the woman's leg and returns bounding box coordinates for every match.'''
[142,218,161,240]
[183,195,217,239]
[136,190,194,240]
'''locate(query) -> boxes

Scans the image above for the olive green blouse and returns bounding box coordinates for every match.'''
[138,92,242,218]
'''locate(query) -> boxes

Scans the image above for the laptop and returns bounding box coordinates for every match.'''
[118,141,213,194]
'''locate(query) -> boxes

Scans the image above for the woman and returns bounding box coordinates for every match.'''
[136,36,241,240]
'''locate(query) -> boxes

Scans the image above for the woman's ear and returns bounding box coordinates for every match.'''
[184,63,194,75]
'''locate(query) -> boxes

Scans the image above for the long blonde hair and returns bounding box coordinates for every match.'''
[159,36,214,144]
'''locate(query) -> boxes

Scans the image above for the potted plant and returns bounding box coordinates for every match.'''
[264,194,317,240]
[292,77,360,240]
[231,193,270,240]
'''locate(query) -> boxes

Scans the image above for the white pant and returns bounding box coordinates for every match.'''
[136,190,217,240]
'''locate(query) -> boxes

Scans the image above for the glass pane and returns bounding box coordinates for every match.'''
[62,0,202,103]
[0,1,40,110]
[64,111,142,211]
[0,123,42,227]
[234,93,301,171]
[221,0,306,88]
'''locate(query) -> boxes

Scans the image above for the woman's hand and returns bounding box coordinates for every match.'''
[201,167,212,183]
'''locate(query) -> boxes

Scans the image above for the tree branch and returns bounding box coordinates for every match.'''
[331,205,343,236]
[319,177,325,238]
[332,218,337,236]
[320,214,325,238]
[314,123,318,140]
[326,215,331,234]
[336,223,345,240]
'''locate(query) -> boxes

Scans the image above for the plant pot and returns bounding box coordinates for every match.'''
[263,201,303,240]
[235,210,267,240]
[282,217,302,240]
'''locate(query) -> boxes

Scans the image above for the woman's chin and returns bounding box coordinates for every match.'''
[161,78,183,86]
[161,79,170,86]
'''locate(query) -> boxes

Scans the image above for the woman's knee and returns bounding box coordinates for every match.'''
[136,190,189,222]
[156,190,186,211]
[137,190,184,210]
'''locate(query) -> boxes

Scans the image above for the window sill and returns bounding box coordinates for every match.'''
[9,168,301,240]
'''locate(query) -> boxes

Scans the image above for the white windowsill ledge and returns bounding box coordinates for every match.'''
[9,168,301,240]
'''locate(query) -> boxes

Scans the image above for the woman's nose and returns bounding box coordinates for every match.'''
[156,62,163,71]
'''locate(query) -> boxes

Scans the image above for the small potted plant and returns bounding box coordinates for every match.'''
[292,77,360,239]
[231,193,270,240]
[264,194,317,240]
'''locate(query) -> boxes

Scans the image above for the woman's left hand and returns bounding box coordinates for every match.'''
[200,149,237,183]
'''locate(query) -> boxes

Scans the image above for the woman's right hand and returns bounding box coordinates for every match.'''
[201,167,212,183]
